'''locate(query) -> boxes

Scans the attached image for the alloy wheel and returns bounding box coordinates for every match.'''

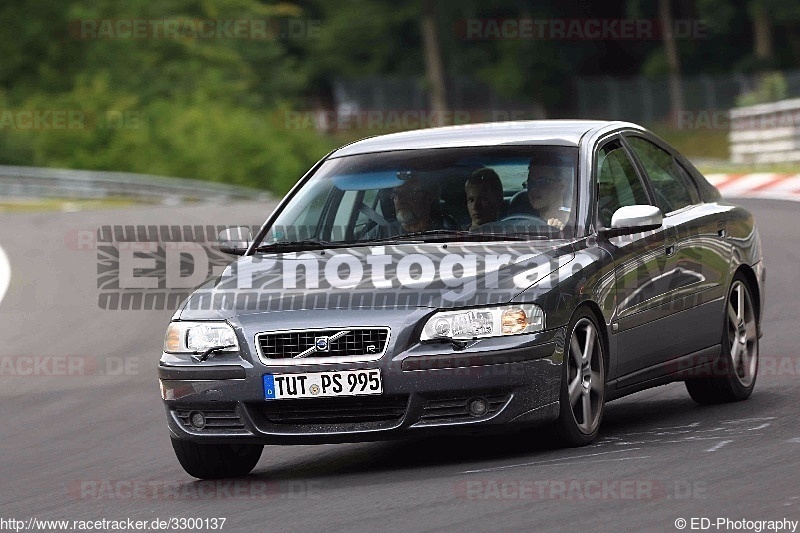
[727,280,758,388]
[566,318,604,434]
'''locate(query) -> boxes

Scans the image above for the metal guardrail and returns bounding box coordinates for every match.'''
[729,98,800,164]
[0,165,272,203]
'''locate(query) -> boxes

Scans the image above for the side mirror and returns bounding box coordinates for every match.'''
[218,227,252,255]
[600,205,663,237]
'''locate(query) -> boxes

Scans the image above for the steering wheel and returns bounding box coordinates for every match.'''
[472,214,547,235]
[499,213,547,224]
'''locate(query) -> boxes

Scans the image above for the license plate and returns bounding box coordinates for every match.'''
[263,369,382,400]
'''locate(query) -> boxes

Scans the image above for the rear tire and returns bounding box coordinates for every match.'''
[554,309,606,447]
[171,438,263,479]
[685,274,758,404]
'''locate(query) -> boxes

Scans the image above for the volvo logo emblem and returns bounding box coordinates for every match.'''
[314,336,330,352]
[294,330,351,358]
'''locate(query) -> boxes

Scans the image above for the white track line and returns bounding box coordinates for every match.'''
[0,244,9,307]
[705,440,733,452]
[462,448,640,474]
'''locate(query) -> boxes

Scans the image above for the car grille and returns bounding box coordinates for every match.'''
[175,409,245,431]
[257,328,390,359]
[417,393,509,424]
[260,395,408,424]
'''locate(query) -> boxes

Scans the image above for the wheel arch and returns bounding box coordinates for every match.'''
[570,299,611,377]
[732,264,762,325]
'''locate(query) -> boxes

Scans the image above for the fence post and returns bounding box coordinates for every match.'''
[639,77,654,125]
[702,75,716,111]
[605,77,621,120]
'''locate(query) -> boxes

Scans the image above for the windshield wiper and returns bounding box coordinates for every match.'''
[255,239,357,252]
[400,229,474,239]
[356,229,469,245]
[362,229,536,244]
[471,231,554,240]
[259,231,552,251]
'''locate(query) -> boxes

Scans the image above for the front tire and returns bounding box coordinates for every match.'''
[171,438,263,479]
[554,310,606,446]
[685,274,759,404]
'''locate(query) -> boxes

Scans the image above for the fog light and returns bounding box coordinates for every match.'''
[189,411,206,429]
[468,398,488,417]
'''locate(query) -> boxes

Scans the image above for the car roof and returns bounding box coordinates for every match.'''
[331,120,643,157]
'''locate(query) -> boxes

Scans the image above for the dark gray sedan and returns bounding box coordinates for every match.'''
[159,120,764,479]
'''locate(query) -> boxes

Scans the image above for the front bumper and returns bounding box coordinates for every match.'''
[159,328,565,445]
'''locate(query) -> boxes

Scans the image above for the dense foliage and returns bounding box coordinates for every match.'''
[1,0,797,192]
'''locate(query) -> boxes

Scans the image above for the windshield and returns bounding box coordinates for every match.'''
[257,146,578,248]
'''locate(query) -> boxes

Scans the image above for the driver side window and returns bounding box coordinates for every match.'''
[595,140,649,228]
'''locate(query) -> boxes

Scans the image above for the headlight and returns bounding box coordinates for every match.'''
[420,304,544,342]
[163,321,239,354]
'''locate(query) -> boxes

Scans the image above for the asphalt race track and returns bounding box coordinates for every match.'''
[0,198,798,532]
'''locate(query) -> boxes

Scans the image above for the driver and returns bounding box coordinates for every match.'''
[526,154,573,230]
[363,176,442,239]
[391,175,441,233]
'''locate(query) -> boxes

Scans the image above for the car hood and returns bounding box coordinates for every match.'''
[177,241,574,320]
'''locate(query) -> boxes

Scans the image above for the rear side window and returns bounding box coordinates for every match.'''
[595,139,649,228]
[675,161,701,204]
[625,136,694,213]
